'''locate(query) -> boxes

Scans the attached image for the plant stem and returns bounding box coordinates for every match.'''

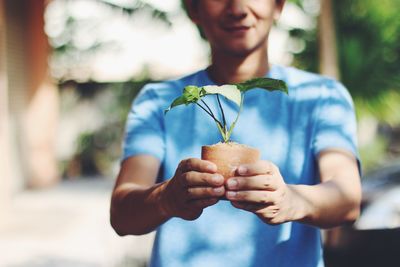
[195,102,224,129]
[201,99,214,117]
[216,95,227,132]
[196,102,227,142]
[226,94,244,142]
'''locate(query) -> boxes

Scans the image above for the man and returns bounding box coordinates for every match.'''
[110,1,361,266]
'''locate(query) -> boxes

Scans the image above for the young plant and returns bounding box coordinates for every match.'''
[165,77,288,143]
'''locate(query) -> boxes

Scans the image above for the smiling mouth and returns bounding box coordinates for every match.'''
[224,25,251,33]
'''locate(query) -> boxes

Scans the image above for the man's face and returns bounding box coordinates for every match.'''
[190,0,284,57]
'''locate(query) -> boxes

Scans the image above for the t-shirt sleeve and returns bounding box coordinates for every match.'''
[312,81,359,159]
[122,85,165,162]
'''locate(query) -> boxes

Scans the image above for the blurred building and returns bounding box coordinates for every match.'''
[0,0,58,222]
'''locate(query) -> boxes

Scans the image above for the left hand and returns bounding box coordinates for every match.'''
[225,160,298,225]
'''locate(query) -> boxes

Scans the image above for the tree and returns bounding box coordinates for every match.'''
[289,0,400,121]
[318,0,339,79]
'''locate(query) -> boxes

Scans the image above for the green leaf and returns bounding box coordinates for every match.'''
[164,85,203,114]
[164,95,187,114]
[202,85,242,107]
[236,77,288,94]
[183,85,202,102]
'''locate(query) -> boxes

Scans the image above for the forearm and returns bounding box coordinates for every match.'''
[289,180,361,228]
[110,182,170,235]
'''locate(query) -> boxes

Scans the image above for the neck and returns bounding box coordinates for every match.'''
[207,46,270,85]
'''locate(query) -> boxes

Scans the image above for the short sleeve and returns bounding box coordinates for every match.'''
[312,81,359,159]
[122,85,165,162]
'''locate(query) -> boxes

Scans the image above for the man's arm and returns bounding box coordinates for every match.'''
[110,155,168,236]
[225,149,362,228]
[110,155,225,236]
[289,149,362,227]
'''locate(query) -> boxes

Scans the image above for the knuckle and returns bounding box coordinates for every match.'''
[203,174,211,184]
[181,172,190,186]
[187,158,198,170]
[181,171,189,180]
[201,187,210,195]
[186,171,196,182]
[185,159,194,170]
[233,191,242,200]
[262,161,273,173]
[262,176,271,188]
[235,178,243,188]
[236,191,246,200]
[260,192,269,204]
[179,159,188,169]
[271,195,279,205]
[186,187,193,196]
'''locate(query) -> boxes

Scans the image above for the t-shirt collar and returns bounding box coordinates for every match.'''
[200,64,282,86]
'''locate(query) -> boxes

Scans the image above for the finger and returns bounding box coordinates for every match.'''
[230,202,282,223]
[230,201,266,212]
[226,190,276,204]
[226,175,278,191]
[189,197,219,209]
[187,186,225,200]
[179,158,217,173]
[236,161,277,176]
[182,171,224,187]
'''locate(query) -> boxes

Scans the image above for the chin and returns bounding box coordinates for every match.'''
[223,45,262,57]
[222,38,265,55]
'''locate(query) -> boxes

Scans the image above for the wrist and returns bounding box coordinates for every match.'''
[287,184,313,222]
[156,180,174,220]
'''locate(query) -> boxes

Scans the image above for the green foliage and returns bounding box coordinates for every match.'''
[355,91,400,126]
[335,0,400,100]
[236,77,288,93]
[359,135,388,171]
[288,0,400,168]
[290,0,400,107]
[203,85,242,106]
[165,78,288,143]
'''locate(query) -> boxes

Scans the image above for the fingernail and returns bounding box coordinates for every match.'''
[207,165,217,172]
[212,175,223,184]
[226,191,236,198]
[213,187,223,194]
[238,166,247,175]
[227,179,238,189]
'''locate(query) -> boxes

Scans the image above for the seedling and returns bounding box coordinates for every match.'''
[165,77,288,143]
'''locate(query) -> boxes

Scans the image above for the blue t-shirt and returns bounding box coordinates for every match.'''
[123,65,359,267]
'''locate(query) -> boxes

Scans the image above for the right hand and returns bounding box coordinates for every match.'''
[159,158,225,221]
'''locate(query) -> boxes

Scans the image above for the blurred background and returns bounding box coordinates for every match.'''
[0,0,399,266]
